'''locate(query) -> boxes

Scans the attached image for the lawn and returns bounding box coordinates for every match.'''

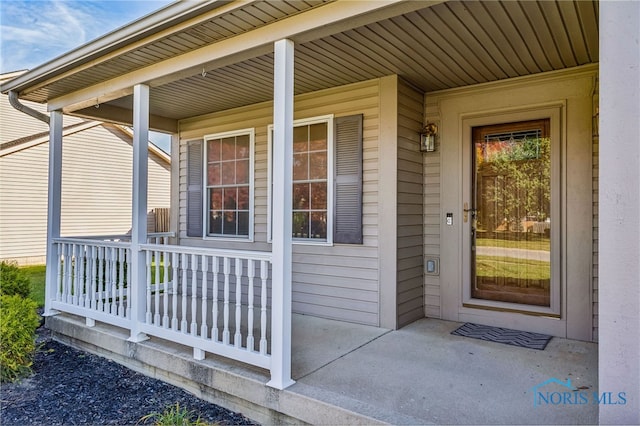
[20,265,46,308]
[476,238,550,252]
[476,255,551,281]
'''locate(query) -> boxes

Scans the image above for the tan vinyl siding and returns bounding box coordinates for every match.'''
[396,79,424,327]
[423,101,441,318]
[592,76,599,342]
[0,99,49,143]
[179,79,380,326]
[0,119,170,264]
[0,142,49,263]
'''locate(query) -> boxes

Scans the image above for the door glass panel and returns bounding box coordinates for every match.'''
[471,120,551,307]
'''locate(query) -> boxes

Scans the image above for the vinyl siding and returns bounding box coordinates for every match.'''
[178,79,380,326]
[423,101,442,318]
[396,79,424,327]
[592,76,599,342]
[0,121,170,264]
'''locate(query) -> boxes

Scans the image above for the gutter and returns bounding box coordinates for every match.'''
[8,90,49,124]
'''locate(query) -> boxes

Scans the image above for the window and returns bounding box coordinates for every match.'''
[203,129,254,239]
[268,114,363,245]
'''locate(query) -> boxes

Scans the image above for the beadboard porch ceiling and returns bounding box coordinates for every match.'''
[7,0,599,127]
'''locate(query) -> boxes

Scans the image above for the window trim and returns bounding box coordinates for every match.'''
[267,115,334,245]
[202,128,255,242]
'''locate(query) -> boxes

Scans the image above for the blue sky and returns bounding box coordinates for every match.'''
[1,0,173,150]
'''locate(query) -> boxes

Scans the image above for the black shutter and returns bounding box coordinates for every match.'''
[186,140,203,237]
[334,114,363,244]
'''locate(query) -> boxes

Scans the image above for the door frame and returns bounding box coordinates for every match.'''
[461,106,564,318]
[433,66,597,340]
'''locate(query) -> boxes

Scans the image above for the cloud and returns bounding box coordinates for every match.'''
[0,0,171,73]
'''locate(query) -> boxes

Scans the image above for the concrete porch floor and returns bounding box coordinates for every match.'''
[47,313,598,425]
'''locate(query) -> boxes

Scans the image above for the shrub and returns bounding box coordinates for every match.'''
[0,294,40,383]
[0,261,31,298]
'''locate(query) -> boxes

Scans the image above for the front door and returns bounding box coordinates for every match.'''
[469,119,553,310]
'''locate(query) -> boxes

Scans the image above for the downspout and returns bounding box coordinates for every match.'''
[8,90,50,124]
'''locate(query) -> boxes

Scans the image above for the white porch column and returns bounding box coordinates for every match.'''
[599,2,640,424]
[44,110,63,317]
[128,84,150,342]
[268,38,295,390]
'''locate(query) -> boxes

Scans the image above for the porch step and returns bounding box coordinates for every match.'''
[46,314,426,425]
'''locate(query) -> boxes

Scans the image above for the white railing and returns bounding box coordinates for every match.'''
[49,237,133,329]
[47,236,272,371]
[138,244,272,368]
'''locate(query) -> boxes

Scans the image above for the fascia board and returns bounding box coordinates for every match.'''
[0,0,239,96]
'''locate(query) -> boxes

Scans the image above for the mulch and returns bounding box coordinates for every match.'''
[0,325,259,426]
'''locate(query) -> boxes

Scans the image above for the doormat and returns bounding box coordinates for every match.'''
[451,323,552,350]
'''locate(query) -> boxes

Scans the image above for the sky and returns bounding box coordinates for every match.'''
[0,0,174,151]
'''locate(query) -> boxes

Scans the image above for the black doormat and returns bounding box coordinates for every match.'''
[451,322,552,350]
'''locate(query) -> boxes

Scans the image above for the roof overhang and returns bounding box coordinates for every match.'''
[1,0,599,132]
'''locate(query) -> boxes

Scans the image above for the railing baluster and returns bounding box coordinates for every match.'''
[77,244,85,307]
[118,248,125,317]
[211,256,219,342]
[181,253,188,333]
[190,254,198,335]
[234,258,243,348]
[200,255,208,339]
[90,246,97,310]
[223,257,230,345]
[73,244,80,306]
[162,249,170,328]
[145,250,152,324]
[154,247,161,326]
[97,246,104,312]
[55,243,62,302]
[110,247,118,315]
[126,248,132,319]
[260,260,268,355]
[171,252,179,331]
[247,259,255,352]
[65,244,73,304]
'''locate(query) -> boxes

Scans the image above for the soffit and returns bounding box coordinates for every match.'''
[24,0,600,123]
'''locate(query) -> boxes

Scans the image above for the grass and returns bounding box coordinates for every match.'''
[476,238,550,252]
[20,265,46,308]
[476,255,550,281]
[138,403,213,426]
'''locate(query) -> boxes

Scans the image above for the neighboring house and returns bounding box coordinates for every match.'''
[1,1,637,424]
[0,71,171,265]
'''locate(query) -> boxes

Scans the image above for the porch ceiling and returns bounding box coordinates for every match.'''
[8,0,599,127]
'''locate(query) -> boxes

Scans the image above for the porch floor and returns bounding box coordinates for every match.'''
[47,313,598,425]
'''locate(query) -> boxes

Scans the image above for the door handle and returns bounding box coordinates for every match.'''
[463,202,476,223]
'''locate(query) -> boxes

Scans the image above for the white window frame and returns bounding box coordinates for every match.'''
[203,128,255,242]
[267,115,334,245]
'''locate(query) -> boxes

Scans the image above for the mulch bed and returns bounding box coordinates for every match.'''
[0,326,258,425]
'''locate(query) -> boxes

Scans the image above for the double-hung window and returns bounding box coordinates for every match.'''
[203,129,254,239]
[268,114,363,245]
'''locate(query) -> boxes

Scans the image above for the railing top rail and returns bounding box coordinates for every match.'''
[53,237,131,249]
[64,232,175,240]
[140,243,272,262]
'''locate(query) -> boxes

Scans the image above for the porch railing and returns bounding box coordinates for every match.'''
[47,235,272,371]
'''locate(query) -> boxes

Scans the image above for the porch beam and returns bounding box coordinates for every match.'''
[268,38,295,390]
[47,0,437,114]
[128,84,150,342]
[72,104,178,133]
[44,110,63,317]
[599,2,640,424]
